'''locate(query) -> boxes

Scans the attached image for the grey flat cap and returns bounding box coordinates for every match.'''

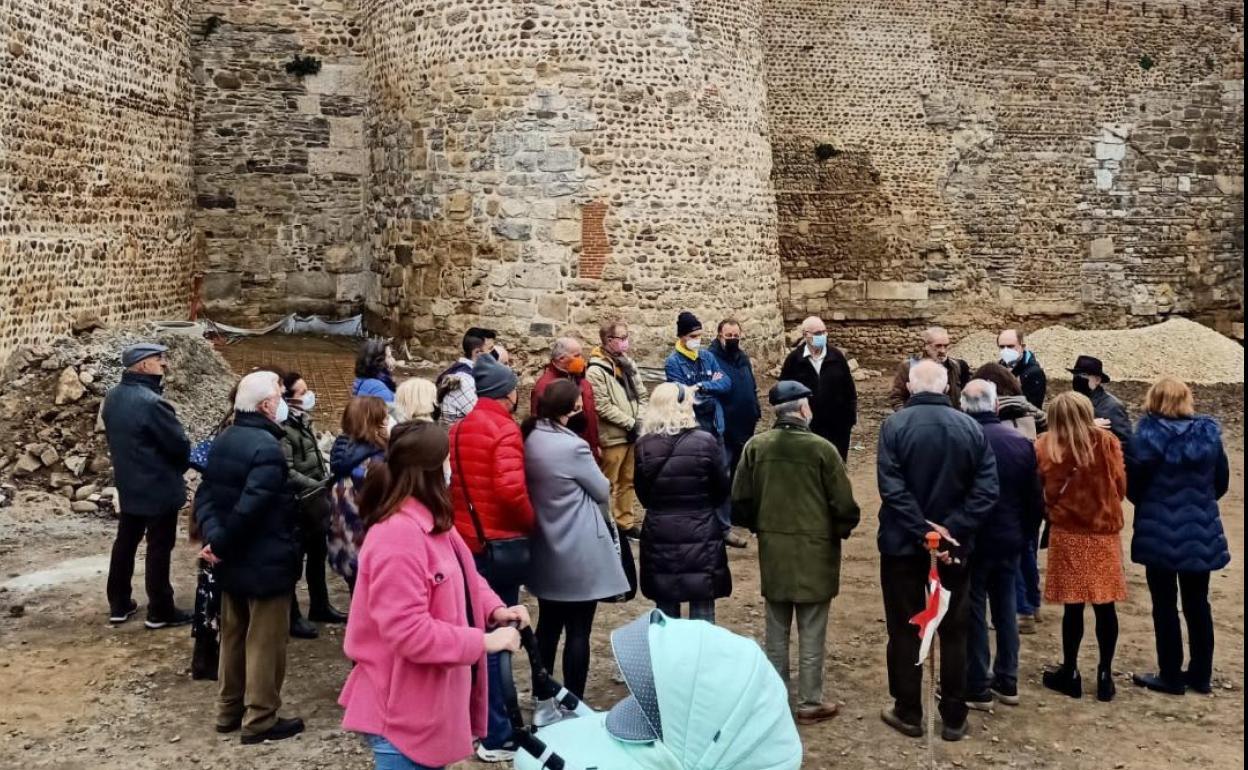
[121,343,168,368]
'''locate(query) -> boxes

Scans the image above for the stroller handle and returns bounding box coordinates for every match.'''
[497,623,589,769]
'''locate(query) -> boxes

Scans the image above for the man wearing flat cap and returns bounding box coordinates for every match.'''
[731,381,860,725]
[102,342,193,628]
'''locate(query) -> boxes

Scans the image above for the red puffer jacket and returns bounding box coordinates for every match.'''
[448,397,536,554]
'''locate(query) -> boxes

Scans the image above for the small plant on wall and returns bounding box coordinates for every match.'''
[285,54,322,78]
[1138,54,1155,71]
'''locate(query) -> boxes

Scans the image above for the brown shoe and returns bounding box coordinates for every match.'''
[1018,615,1037,635]
[725,532,749,549]
[795,703,839,725]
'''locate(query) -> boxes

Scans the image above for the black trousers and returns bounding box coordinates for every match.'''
[881,553,970,726]
[535,598,599,699]
[291,522,332,619]
[1146,568,1214,685]
[107,511,178,617]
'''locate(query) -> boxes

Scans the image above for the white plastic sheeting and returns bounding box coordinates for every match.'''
[153,314,364,338]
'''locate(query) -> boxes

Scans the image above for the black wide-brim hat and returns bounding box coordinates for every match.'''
[1068,354,1110,382]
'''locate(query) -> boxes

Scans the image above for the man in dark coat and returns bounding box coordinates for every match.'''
[876,360,998,742]
[708,318,762,475]
[102,342,192,628]
[778,315,857,460]
[733,381,859,726]
[1069,355,1132,444]
[960,380,1044,711]
[195,370,304,745]
[997,328,1047,409]
[887,327,973,412]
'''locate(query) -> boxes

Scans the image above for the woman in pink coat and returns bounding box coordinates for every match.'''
[339,421,530,769]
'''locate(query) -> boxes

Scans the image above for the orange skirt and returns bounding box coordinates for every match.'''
[1044,529,1127,605]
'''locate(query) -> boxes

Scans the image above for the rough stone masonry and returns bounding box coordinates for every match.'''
[0,0,1243,367]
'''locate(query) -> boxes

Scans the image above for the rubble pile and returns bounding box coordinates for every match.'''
[0,325,238,515]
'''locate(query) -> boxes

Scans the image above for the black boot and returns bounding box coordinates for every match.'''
[290,595,319,640]
[1042,665,1083,699]
[308,603,348,624]
[191,636,219,681]
[1096,665,1116,702]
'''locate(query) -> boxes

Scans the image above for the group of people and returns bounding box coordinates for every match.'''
[96,315,1231,768]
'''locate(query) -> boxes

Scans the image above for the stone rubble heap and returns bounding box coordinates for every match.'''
[0,325,238,515]
[951,318,1245,385]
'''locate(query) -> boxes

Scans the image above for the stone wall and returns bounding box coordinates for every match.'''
[765,0,1244,358]
[361,0,783,366]
[191,1,369,324]
[0,0,195,364]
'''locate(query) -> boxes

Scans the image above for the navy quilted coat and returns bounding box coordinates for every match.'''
[1126,414,1230,572]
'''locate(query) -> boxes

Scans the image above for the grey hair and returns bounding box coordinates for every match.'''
[776,398,809,418]
[908,359,948,394]
[550,336,579,361]
[921,326,949,344]
[960,379,998,413]
[235,370,280,413]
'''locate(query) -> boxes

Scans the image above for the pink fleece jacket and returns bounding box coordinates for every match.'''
[338,498,505,767]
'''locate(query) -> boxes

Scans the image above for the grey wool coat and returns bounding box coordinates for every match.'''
[523,420,629,602]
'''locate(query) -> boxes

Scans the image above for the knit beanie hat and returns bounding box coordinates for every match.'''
[473,352,518,399]
[676,311,702,338]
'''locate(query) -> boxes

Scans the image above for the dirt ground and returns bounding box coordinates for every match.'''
[0,350,1242,770]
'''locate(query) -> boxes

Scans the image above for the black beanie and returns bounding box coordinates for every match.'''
[676,311,702,338]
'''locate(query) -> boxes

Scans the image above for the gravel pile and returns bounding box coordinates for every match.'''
[952,318,1244,384]
[0,324,238,509]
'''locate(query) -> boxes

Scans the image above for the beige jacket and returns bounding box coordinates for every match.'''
[586,348,648,448]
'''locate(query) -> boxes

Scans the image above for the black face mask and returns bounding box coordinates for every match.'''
[1072,375,1092,395]
[566,413,589,434]
[490,349,500,360]
[724,339,741,355]
[509,395,520,414]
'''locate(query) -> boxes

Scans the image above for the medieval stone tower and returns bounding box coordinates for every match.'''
[2,0,1243,366]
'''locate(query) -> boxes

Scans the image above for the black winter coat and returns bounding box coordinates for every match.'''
[707,340,762,449]
[102,372,191,517]
[1009,351,1048,410]
[876,393,999,557]
[634,429,731,603]
[194,412,299,598]
[778,343,857,458]
[968,412,1044,558]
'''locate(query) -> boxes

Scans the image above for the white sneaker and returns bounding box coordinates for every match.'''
[533,697,568,728]
[475,744,517,762]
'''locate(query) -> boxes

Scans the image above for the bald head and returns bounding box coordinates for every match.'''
[908,358,949,395]
[960,378,998,413]
[921,326,951,363]
[800,316,828,353]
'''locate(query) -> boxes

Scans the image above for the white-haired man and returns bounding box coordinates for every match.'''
[779,316,857,460]
[532,336,600,459]
[876,360,998,742]
[194,370,304,745]
[888,327,973,411]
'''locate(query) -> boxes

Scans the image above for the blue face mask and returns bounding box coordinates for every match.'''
[811,334,828,350]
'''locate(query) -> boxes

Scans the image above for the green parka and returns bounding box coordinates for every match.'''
[732,416,860,603]
[281,412,330,532]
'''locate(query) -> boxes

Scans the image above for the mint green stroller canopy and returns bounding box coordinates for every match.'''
[514,610,802,769]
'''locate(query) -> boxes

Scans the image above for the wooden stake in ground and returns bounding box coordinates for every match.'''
[910,531,950,770]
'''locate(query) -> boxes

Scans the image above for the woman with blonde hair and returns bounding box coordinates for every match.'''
[1036,390,1127,702]
[395,377,439,423]
[633,382,731,622]
[1127,377,1230,696]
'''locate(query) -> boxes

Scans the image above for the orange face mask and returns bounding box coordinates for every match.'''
[566,356,587,376]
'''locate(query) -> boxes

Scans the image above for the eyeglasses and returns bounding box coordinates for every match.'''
[608,334,630,341]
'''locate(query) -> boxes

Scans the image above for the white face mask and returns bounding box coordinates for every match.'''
[685,337,702,351]
[301,391,316,412]
[274,397,290,424]
[443,460,452,487]
[999,347,1021,365]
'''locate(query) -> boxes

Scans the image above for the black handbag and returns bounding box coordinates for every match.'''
[454,435,531,587]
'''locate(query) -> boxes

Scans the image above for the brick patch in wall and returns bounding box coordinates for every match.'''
[579,200,610,280]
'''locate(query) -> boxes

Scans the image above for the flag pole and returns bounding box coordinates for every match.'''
[924,530,942,770]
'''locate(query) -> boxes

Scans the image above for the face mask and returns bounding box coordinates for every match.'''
[490,349,500,360]
[613,338,631,355]
[810,334,827,350]
[509,393,520,414]
[723,338,741,355]
[301,391,316,412]
[999,348,1021,366]
[566,412,589,434]
[566,356,587,376]
[443,461,452,487]
[274,398,290,424]
[685,337,702,351]
[1072,375,1092,395]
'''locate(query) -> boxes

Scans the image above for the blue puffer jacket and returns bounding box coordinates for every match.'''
[1127,414,1230,572]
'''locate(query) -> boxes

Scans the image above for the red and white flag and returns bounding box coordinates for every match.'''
[910,563,951,665]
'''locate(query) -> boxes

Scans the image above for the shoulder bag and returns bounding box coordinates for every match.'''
[454,435,531,586]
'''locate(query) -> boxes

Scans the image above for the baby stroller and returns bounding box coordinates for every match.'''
[501,609,803,770]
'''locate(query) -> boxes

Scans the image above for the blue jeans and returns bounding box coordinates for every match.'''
[474,556,520,750]
[365,734,442,770]
[656,600,715,623]
[1015,536,1041,616]
[968,554,1020,694]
